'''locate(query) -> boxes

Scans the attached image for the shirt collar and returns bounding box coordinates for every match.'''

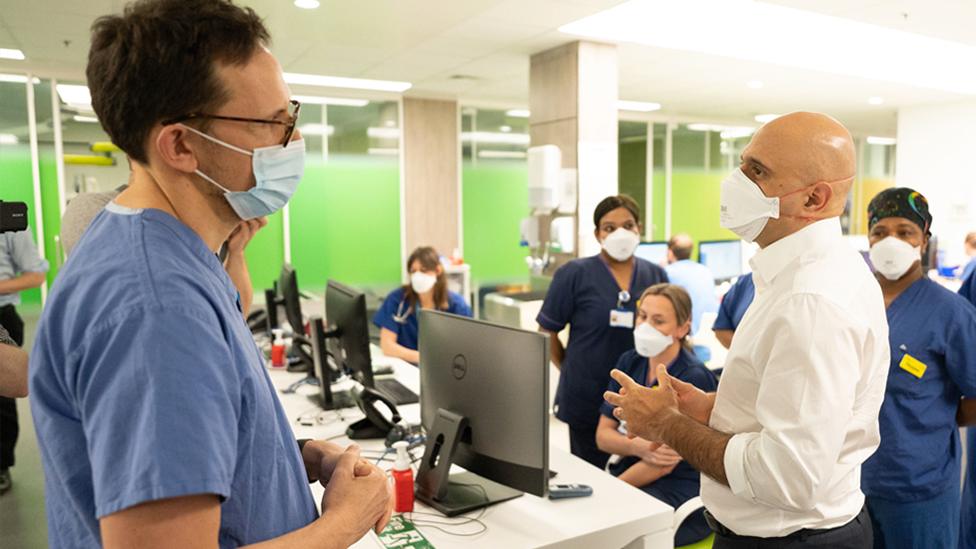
[749,217,842,288]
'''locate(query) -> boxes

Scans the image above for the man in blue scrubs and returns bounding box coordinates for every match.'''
[860,188,976,549]
[664,233,718,360]
[538,195,668,468]
[958,239,976,549]
[711,273,755,350]
[29,1,390,547]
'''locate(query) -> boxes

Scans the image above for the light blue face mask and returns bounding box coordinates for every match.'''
[182,125,305,220]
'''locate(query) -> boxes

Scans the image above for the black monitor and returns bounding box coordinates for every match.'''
[416,310,549,516]
[698,239,743,281]
[279,264,304,336]
[635,241,668,265]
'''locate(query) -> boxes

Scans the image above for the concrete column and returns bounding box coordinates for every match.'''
[402,97,460,263]
[895,99,976,266]
[529,40,618,259]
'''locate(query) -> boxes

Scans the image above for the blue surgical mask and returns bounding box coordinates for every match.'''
[183,125,305,220]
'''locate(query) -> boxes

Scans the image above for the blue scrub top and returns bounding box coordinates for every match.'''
[962,266,976,305]
[601,348,718,494]
[962,258,976,282]
[861,278,976,502]
[537,255,668,426]
[373,286,472,351]
[712,273,755,332]
[664,260,718,335]
[29,205,317,548]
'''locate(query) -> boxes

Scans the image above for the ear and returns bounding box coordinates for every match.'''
[676,319,691,340]
[153,124,200,175]
[594,228,602,242]
[803,181,833,212]
[921,234,930,255]
[436,264,444,276]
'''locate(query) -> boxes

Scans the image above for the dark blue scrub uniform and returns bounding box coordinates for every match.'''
[602,348,717,546]
[537,255,667,468]
[861,278,976,549]
[958,273,976,549]
[372,287,472,352]
[712,272,755,333]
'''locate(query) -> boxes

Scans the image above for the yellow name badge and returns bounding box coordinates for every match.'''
[899,353,927,379]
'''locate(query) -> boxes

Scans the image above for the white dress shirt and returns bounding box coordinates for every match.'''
[701,218,889,537]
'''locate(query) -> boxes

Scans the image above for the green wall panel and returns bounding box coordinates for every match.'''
[244,210,284,293]
[462,162,529,284]
[670,170,737,258]
[0,146,42,304]
[618,141,648,230]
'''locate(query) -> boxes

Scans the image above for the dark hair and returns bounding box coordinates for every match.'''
[87,0,270,163]
[639,283,693,352]
[403,246,448,310]
[593,195,640,228]
[668,235,693,261]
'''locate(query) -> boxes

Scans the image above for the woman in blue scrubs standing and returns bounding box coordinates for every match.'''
[860,188,976,549]
[373,246,472,364]
[537,195,668,468]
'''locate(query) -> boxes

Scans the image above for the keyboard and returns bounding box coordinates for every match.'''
[375,378,419,405]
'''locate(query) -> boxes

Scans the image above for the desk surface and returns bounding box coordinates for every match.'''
[269,349,675,549]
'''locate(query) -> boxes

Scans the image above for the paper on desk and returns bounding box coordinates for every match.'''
[377,516,435,549]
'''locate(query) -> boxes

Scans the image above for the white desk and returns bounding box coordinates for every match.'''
[268,350,676,549]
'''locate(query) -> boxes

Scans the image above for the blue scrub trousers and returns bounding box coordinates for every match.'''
[866,488,959,549]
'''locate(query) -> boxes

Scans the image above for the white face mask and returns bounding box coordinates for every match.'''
[719,168,780,243]
[869,236,921,281]
[633,322,674,358]
[602,228,640,261]
[410,271,437,294]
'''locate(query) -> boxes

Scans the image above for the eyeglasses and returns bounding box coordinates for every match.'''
[162,99,302,147]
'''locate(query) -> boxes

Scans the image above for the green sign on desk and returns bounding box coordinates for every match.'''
[377,515,435,549]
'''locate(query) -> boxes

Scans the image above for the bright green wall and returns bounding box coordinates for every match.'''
[287,156,401,293]
[618,142,648,230]
[651,172,666,241]
[0,146,42,304]
[244,210,284,293]
[670,171,737,254]
[462,162,530,284]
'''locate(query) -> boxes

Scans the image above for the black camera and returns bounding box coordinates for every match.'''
[0,201,28,234]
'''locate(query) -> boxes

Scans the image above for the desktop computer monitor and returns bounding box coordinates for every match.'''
[279,264,304,336]
[416,310,549,516]
[698,240,743,281]
[635,241,668,265]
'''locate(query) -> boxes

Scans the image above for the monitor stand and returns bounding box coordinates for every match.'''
[415,408,522,517]
[308,387,356,410]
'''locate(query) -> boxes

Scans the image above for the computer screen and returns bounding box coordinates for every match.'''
[635,241,668,265]
[279,264,304,336]
[698,240,743,281]
[417,310,549,516]
[325,280,374,388]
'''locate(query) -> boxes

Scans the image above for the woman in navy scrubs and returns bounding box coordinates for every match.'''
[373,246,471,364]
[597,283,716,547]
[859,188,976,549]
[537,195,668,468]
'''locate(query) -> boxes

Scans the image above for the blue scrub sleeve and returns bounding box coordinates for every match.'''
[945,304,976,396]
[373,292,403,334]
[447,293,472,318]
[599,352,631,419]
[537,263,577,332]
[713,280,743,331]
[961,272,976,307]
[78,306,242,518]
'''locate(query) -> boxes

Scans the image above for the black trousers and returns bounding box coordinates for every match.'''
[568,422,610,469]
[709,506,873,549]
[0,304,24,469]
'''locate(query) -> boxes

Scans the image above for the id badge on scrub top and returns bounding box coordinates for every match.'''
[610,289,634,328]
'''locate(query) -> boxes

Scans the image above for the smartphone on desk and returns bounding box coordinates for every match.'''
[548,483,593,500]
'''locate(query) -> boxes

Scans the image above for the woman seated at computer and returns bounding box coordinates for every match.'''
[373,246,472,364]
[596,283,717,547]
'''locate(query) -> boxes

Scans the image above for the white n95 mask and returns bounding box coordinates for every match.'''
[869,237,921,281]
[410,272,437,294]
[183,125,305,220]
[602,228,641,262]
[719,168,780,243]
[633,322,673,358]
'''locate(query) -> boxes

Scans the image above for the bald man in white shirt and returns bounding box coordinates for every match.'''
[606,112,888,548]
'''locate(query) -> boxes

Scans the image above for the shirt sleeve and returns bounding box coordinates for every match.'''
[961,274,976,308]
[448,293,472,318]
[713,285,739,331]
[373,292,403,334]
[537,263,577,333]
[78,306,242,518]
[9,229,49,274]
[944,301,976,397]
[723,294,865,512]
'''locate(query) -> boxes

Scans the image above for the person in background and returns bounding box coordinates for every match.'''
[711,272,755,350]
[952,235,976,549]
[664,233,719,361]
[596,283,717,547]
[960,232,976,283]
[537,194,668,468]
[859,188,976,548]
[0,325,28,399]
[373,246,472,364]
[61,181,265,316]
[0,226,49,495]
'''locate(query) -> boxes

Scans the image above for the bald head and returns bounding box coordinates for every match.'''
[668,233,694,261]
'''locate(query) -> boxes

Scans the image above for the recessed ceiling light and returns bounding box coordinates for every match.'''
[747,80,764,89]
[284,72,411,93]
[478,150,527,159]
[499,125,512,133]
[367,127,401,140]
[0,134,19,145]
[294,0,320,9]
[868,96,884,105]
[866,136,896,145]
[618,100,661,112]
[292,95,368,107]
[505,109,530,118]
[56,84,92,109]
[0,48,25,61]
[754,113,780,123]
[384,120,396,128]
[0,74,39,84]
[73,115,99,123]
[559,0,976,94]
[461,132,530,145]
[298,123,335,136]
